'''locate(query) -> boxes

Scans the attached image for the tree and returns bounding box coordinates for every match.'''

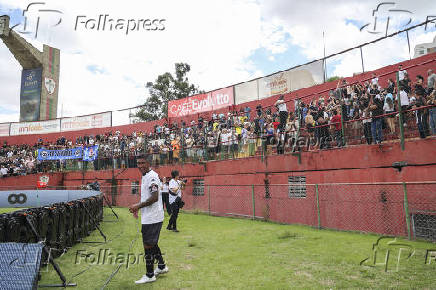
[136,63,203,121]
[326,76,341,82]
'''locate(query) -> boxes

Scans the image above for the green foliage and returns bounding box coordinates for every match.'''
[136,63,203,121]
[326,76,341,82]
[38,208,436,289]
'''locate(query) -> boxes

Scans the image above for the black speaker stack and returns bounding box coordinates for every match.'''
[0,195,103,261]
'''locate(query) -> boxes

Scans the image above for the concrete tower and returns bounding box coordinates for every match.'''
[0,15,60,121]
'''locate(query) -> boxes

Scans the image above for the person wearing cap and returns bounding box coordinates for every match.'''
[129,156,168,284]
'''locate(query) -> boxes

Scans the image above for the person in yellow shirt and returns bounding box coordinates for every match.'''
[171,137,180,164]
[213,121,219,131]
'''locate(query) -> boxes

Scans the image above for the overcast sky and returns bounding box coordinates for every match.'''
[0,0,435,124]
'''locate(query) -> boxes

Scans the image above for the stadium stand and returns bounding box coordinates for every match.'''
[0,53,435,178]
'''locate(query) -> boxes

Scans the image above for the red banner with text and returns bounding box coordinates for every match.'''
[168,87,234,118]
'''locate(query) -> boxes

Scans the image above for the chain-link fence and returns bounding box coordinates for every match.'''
[2,182,434,241]
[182,182,436,241]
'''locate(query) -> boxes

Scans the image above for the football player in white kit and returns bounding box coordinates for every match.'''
[129,156,169,284]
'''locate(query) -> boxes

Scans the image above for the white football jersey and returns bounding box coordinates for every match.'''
[169,179,182,204]
[140,170,164,224]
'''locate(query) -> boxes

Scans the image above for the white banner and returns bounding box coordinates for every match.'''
[235,60,325,104]
[288,60,324,91]
[234,80,258,105]
[258,71,290,100]
[10,119,61,136]
[0,123,9,136]
[61,112,111,131]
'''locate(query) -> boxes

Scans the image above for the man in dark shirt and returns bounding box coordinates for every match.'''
[414,75,429,138]
[315,106,329,149]
[370,95,384,144]
[414,75,426,97]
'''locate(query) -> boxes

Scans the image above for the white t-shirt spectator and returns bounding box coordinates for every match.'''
[275,99,287,112]
[383,102,394,113]
[140,170,163,224]
[186,137,193,149]
[400,90,410,106]
[221,132,232,146]
[169,179,182,204]
[399,69,407,81]
[129,141,135,150]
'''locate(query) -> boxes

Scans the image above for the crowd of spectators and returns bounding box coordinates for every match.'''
[1,67,435,179]
[295,66,436,148]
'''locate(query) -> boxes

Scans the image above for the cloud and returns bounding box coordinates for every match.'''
[0,44,22,123]
[258,0,436,77]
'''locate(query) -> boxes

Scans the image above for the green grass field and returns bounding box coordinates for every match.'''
[3,207,435,289]
[0,207,26,214]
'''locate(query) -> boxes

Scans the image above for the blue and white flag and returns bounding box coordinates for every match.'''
[83,145,99,161]
[38,147,83,161]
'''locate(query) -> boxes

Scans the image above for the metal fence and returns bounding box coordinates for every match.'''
[178,183,436,241]
[2,182,434,241]
[10,104,433,179]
